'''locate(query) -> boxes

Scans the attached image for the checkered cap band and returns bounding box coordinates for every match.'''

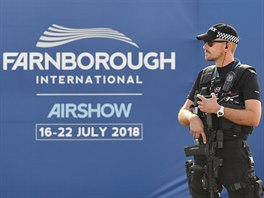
[216,31,239,43]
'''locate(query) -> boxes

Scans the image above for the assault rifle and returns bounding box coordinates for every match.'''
[184,89,223,198]
[184,71,237,197]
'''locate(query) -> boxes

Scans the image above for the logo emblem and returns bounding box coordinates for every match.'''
[36,24,139,48]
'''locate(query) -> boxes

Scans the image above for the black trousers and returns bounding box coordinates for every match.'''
[190,140,256,198]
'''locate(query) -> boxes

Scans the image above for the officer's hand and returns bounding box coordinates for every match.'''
[197,93,220,114]
[189,115,206,144]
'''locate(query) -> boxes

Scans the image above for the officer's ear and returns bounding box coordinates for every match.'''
[224,42,229,52]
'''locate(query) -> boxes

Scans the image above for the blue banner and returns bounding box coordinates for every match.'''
[0,0,263,197]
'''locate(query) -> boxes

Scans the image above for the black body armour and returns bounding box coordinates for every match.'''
[198,60,254,140]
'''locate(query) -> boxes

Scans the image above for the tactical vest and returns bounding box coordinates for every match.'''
[198,60,255,140]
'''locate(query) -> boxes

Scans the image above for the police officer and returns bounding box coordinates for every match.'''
[178,23,263,198]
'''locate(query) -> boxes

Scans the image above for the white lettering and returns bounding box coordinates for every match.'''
[3,52,176,71]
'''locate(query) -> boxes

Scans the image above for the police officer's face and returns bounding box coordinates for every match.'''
[203,40,228,61]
